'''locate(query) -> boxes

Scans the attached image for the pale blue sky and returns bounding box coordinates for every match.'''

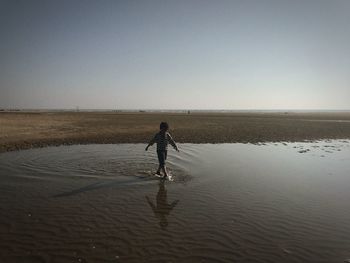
[1,0,349,109]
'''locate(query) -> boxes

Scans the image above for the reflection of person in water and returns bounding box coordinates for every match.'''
[146,180,179,229]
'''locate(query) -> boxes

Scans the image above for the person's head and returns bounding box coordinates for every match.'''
[159,122,169,132]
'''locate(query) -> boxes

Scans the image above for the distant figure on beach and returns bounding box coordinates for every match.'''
[146,180,179,229]
[145,122,179,178]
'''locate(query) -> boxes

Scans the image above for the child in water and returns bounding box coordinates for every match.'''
[145,122,179,178]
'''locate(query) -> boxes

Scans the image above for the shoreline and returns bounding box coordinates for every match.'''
[3,136,350,154]
[1,111,350,153]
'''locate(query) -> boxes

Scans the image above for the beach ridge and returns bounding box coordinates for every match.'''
[1,111,350,152]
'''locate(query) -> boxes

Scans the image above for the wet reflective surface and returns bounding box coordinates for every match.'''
[0,141,350,263]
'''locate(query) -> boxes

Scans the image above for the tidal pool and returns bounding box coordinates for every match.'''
[0,141,349,263]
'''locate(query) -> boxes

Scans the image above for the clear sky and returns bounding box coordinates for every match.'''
[1,0,349,110]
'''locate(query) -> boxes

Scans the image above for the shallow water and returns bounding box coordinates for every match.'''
[0,141,350,263]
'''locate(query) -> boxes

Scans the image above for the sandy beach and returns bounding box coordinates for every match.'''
[1,111,350,152]
[2,111,350,262]
[1,112,350,262]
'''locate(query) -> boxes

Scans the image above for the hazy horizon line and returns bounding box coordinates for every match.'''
[2,108,350,112]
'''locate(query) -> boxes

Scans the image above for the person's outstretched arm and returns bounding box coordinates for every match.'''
[145,134,157,151]
[145,196,157,214]
[167,133,179,151]
[170,200,179,210]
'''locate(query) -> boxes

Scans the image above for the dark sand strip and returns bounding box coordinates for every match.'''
[1,111,350,152]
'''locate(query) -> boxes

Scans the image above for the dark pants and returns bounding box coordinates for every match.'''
[157,150,167,167]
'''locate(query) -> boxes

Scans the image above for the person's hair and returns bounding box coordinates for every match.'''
[159,122,169,131]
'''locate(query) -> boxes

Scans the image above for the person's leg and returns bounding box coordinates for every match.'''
[162,165,168,178]
[157,151,164,175]
[156,165,161,175]
[162,151,168,178]
[157,151,167,177]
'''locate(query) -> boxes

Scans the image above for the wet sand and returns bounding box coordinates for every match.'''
[1,111,350,152]
[0,142,350,262]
